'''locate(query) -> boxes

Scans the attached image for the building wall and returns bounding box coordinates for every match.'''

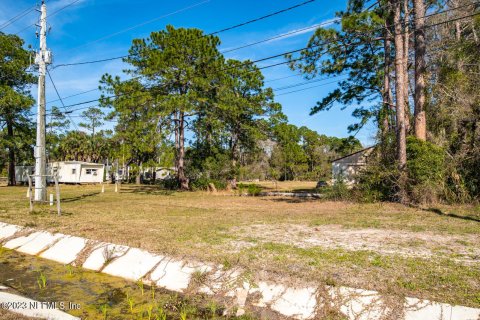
[50,162,82,183]
[332,149,372,185]
[78,164,104,184]
[16,162,105,184]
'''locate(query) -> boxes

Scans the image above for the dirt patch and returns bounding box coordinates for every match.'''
[0,309,36,320]
[227,224,480,264]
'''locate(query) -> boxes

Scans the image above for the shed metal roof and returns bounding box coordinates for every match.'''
[331,146,375,163]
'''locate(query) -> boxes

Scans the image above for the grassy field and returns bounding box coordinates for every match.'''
[0,183,479,308]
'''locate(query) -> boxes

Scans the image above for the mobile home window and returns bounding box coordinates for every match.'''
[86,169,98,175]
[72,168,76,174]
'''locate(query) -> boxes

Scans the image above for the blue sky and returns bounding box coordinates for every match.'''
[0,0,377,146]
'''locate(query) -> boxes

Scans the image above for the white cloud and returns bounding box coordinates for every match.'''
[220,17,339,60]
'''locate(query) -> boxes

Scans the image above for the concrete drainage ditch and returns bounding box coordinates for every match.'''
[1,221,479,320]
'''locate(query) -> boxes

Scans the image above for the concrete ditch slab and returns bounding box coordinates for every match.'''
[40,235,87,264]
[17,232,65,255]
[252,282,317,320]
[450,305,480,320]
[102,248,162,281]
[404,297,480,320]
[82,242,129,271]
[0,291,79,320]
[3,231,36,250]
[0,223,22,241]
[271,287,317,319]
[150,259,211,292]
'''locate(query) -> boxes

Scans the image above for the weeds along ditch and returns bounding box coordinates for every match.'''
[0,248,255,319]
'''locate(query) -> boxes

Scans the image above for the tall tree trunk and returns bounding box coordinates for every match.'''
[135,162,142,185]
[229,132,239,189]
[177,111,189,190]
[450,0,464,70]
[413,0,427,141]
[393,0,409,202]
[403,0,411,133]
[382,30,394,138]
[174,111,180,184]
[135,172,141,185]
[7,119,16,186]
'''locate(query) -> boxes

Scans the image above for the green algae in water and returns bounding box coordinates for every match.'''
[0,248,256,319]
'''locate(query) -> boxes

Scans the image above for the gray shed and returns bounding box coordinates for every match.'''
[332,146,374,185]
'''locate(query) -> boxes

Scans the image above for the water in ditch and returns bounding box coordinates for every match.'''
[0,248,253,319]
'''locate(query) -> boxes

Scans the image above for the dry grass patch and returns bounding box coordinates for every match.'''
[0,309,36,320]
[0,184,479,307]
[248,180,318,192]
[226,224,480,264]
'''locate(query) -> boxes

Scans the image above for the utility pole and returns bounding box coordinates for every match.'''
[34,0,51,202]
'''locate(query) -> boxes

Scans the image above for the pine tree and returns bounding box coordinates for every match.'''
[0,33,36,185]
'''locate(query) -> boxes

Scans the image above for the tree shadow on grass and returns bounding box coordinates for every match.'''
[290,188,319,193]
[61,192,101,203]
[29,208,73,216]
[262,197,321,204]
[119,185,176,196]
[424,207,480,223]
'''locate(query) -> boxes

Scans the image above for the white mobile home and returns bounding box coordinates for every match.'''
[142,167,175,181]
[332,147,374,185]
[15,161,105,184]
[50,161,104,184]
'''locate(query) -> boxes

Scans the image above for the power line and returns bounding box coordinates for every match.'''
[0,5,36,31]
[46,69,80,131]
[48,64,303,105]
[272,74,345,91]
[50,0,478,69]
[48,54,313,112]
[15,0,83,35]
[265,73,304,83]
[38,10,480,117]
[47,87,99,104]
[220,19,337,54]
[51,0,319,69]
[44,75,348,116]
[52,55,126,69]
[220,0,379,54]
[64,0,211,53]
[275,77,349,96]
[208,0,316,35]
[49,0,84,18]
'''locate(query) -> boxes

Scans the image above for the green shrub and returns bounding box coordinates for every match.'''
[237,183,262,196]
[157,177,180,190]
[406,136,445,185]
[356,160,399,202]
[190,177,227,191]
[406,136,446,203]
[323,178,352,201]
[211,179,227,190]
[190,177,211,191]
[356,137,447,204]
[247,184,262,196]
[237,183,247,195]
